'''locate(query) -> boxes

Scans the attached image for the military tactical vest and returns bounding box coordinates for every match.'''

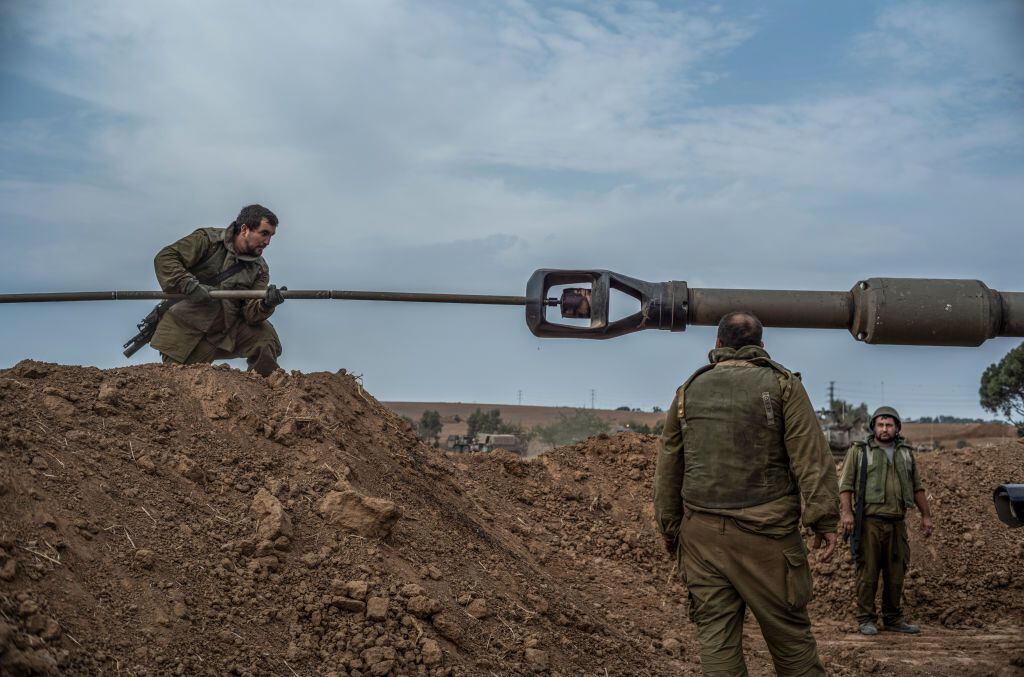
[850,438,917,510]
[679,347,798,509]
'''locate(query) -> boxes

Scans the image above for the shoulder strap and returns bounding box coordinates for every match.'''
[679,364,715,394]
[745,357,798,398]
[677,364,716,420]
[850,441,868,486]
[856,445,868,511]
[742,356,794,377]
[199,260,246,287]
[190,236,248,287]
[850,444,869,561]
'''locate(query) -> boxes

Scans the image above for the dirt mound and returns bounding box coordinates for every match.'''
[0,360,678,675]
[1,360,1021,676]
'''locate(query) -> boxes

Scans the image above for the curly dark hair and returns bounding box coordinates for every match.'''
[234,204,278,231]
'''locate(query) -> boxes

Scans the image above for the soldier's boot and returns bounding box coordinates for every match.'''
[247,346,280,377]
[858,621,879,636]
[883,621,919,634]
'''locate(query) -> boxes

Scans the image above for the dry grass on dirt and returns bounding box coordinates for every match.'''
[0,361,1022,676]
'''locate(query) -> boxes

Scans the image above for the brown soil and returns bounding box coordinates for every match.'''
[1,361,1022,676]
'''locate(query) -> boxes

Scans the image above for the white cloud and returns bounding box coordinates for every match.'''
[5,2,1018,220]
[850,0,1024,80]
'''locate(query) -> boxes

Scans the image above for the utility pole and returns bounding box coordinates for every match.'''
[590,389,596,409]
[828,381,835,410]
[517,390,523,405]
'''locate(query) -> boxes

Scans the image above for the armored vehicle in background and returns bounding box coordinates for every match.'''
[445,433,527,455]
[819,407,869,456]
[474,433,527,455]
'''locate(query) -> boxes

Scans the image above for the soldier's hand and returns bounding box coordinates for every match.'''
[262,284,287,309]
[838,510,855,539]
[920,516,934,538]
[184,278,213,302]
[812,532,837,563]
[662,533,679,557]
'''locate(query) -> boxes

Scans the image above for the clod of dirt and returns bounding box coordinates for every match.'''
[318,489,401,538]
[250,488,293,542]
[465,597,490,619]
[421,638,443,665]
[366,596,389,622]
[406,595,442,618]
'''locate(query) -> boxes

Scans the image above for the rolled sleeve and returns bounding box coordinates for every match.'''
[838,445,859,493]
[910,452,924,492]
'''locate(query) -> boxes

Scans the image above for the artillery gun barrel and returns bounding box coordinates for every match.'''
[687,289,851,329]
[0,289,534,306]
[3,273,1024,346]
[687,283,1024,340]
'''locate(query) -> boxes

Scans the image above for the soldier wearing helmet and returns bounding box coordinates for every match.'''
[838,406,933,636]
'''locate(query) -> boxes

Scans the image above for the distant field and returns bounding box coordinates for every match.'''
[901,421,1017,447]
[384,401,664,437]
[385,402,1017,448]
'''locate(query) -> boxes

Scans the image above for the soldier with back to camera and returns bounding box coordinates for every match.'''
[654,311,840,677]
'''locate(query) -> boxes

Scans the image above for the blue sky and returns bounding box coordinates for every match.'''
[1,1,1022,420]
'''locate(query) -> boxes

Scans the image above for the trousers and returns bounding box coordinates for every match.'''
[680,511,825,677]
[855,517,909,625]
[160,321,281,376]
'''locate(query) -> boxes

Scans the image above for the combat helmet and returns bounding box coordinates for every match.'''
[870,405,902,432]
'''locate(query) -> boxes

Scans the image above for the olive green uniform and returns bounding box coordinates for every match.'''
[838,437,922,626]
[654,345,839,677]
[151,225,281,373]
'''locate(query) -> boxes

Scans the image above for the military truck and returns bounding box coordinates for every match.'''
[444,433,527,455]
[474,433,527,455]
[445,435,475,453]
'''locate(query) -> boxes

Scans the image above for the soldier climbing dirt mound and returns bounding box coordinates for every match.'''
[151,204,286,376]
